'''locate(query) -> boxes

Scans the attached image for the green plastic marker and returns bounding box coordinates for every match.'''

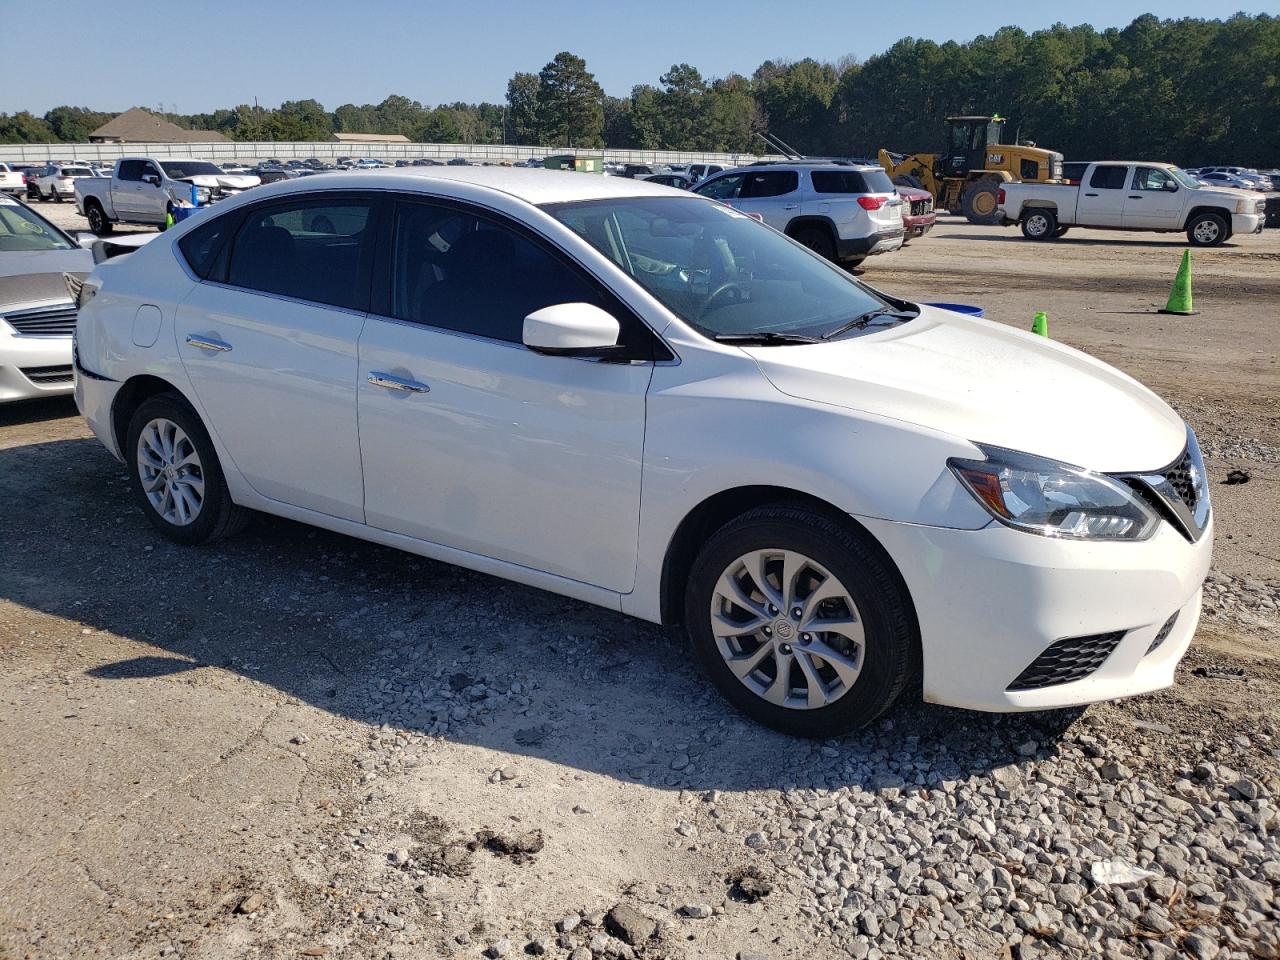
[1032,311,1048,337]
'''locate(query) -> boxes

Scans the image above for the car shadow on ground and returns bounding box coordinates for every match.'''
[0,396,78,428]
[943,232,1247,249]
[1,436,1084,795]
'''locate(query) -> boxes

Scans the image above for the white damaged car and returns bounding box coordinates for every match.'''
[73,168,1211,736]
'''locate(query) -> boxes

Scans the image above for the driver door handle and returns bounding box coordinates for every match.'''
[368,371,430,394]
[1128,195,1142,199]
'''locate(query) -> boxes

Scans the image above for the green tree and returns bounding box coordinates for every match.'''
[267,99,332,141]
[506,72,541,144]
[44,106,115,142]
[536,52,604,147]
[0,112,56,143]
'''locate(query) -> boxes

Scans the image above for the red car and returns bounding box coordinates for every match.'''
[896,185,936,242]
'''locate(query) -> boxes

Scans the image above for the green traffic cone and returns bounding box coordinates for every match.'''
[1031,311,1048,337]
[1159,250,1197,315]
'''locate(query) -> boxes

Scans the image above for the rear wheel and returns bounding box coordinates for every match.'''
[1021,209,1057,240]
[126,394,250,546]
[1187,212,1227,247]
[791,226,836,262]
[961,180,1001,225]
[1052,225,1070,238]
[85,201,112,235]
[684,505,918,737]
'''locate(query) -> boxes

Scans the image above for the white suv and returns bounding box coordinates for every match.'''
[74,168,1210,737]
[34,164,94,202]
[694,162,905,267]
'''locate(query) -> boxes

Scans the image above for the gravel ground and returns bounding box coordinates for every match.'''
[1,211,1277,960]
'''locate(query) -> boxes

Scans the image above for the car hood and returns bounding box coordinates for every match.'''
[0,251,94,308]
[743,305,1185,473]
[180,174,261,189]
[1193,184,1258,201]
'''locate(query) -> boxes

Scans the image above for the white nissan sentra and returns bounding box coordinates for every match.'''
[73,168,1211,737]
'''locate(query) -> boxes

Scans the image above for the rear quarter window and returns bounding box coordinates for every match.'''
[810,169,895,194]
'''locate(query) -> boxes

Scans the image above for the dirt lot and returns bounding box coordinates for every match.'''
[2,208,1278,960]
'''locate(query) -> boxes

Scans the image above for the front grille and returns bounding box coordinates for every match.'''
[4,303,77,336]
[1146,612,1179,656]
[1007,631,1127,691]
[910,199,932,216]
[20,364,73,385]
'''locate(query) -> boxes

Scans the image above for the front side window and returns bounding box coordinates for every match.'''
[390,201,606,344]
[545,196,899,342]
[226,199,373,310]
[1089,166,1128,190]
[694,174,745,200]
[1132,167,1175,191]
[740,171,798,198]
[117,160,144,182]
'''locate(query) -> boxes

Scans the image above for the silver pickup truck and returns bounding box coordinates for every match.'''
[998,161,1266,247]
[75,157,260,234]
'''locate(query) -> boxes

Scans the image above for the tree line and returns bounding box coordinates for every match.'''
[2,14,1276,166]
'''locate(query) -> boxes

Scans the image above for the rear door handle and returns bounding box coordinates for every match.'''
[1128,195,1142,199]
[1084,192,1099,197]
[368,371,429,394]
[783,204,799,210]
[186,335,232,352]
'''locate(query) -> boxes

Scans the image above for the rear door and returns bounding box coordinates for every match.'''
[1123,166,1183,229]
[1076,165,1129,226]
[174,194,378,521]
[734,169,801,230]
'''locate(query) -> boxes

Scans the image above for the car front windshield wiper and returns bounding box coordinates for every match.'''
[820,307,916,341]
[712,331,822,346]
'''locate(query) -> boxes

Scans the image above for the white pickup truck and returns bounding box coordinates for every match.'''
[0,163,26,196]
[998,161,1266,247]
[75,157,260,234]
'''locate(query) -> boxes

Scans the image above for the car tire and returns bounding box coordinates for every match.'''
[792,226,836,262]
[53,189,63,203]
[1021,209,1058,240]
[1187,212,1228,247]
[85,201,112,235]
[1053,225,1070,238]
[961,180,1002,225]
[126,394,250,546]
[684,504,919,738]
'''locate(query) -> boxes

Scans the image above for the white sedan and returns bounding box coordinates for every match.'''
[73,168,1212,736]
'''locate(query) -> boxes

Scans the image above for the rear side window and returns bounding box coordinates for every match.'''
[63,167,92,177]
[227,199,374,310]
[1089,166,1128,189]
[177,211,241,279]
[117,160,144,182]
[740,171,798,198]
[810,169,895,194]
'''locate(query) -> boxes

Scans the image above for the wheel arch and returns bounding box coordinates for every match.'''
[1181,205,1230,231]
[783,216,839,244]
[1020,201,1059,216]
[658,484,916,631]
[111,374,193,455]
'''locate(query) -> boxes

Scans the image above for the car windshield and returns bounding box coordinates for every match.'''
[160,161,225,178]
[543,196,906,341]
[1170,167,1202,188]
[0,200,75,251]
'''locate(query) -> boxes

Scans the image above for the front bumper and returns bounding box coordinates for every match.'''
[859,513,1213,712]
[903,215,936,238]
[0,330,73,402]
[1231,212,1264,235]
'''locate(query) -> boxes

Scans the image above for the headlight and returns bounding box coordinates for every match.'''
[949,445,1159,541]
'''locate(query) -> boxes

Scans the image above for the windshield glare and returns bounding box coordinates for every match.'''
[1171,167,1201,188]
[160,161,225,178]
[543,197,903,341]
[0,202,75,252]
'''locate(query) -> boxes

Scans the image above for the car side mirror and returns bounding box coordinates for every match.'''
[142,174,160,186]
[523,303,627,359]
[73,231,98,248]
[1164,181,1178,192]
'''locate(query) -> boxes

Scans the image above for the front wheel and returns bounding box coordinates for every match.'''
[126,394,250,545]
[1021,209,1058,240]
[684,505,918,737]
[85,202,112,235]
[1187,212,1227,247]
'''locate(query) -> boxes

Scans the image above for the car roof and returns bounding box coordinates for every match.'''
[233,166,682,205]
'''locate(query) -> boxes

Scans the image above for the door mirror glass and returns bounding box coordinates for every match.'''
[523,302,623,357]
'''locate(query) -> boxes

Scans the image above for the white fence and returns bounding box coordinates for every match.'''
[0,140,764,167]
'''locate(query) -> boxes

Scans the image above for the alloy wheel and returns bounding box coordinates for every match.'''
[1026,213,1050,237]
[136,418,205,526]
[709,548,865,710]
[1193,219,1220,244]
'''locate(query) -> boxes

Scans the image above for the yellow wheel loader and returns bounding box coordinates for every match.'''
[878,116,1063,225]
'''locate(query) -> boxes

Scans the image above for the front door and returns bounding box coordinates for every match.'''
[357,200,651,593]
[174,195,377,521]
[1123,167,1184,229]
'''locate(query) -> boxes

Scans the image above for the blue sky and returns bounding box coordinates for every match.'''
[4,1,1270,114]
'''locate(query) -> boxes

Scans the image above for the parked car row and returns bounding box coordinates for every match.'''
[1186,166,1278,191]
